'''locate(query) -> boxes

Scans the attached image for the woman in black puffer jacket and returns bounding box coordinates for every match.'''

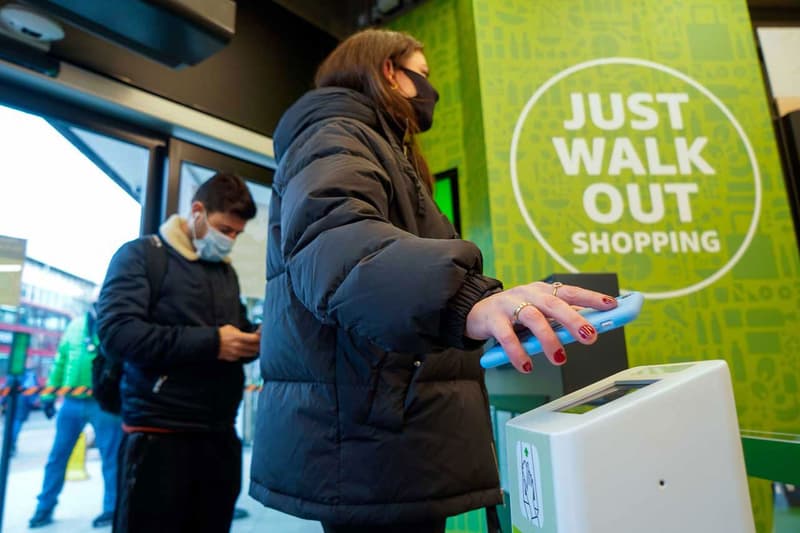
[249,28,617,533]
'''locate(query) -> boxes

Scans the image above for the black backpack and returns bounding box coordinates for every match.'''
[91,235,167,414]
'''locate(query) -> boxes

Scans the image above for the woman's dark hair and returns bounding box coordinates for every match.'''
[315,28,434,191]
[192,172,257,220]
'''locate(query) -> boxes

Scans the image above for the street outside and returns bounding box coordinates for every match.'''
[0,411,320,533]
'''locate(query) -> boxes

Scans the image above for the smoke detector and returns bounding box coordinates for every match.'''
[0,4,64,51]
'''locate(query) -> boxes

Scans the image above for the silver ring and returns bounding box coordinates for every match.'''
[512,301,535,324]
[552,281,563,297]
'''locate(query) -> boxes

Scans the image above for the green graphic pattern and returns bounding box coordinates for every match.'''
[390,0,495,274]
[512,61,757,297]
[394,0,792,531]
[473,0,799,435]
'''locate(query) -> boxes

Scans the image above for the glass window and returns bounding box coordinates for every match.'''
[0,102,154,530]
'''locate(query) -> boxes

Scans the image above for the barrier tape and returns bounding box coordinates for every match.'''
[0,384,264,397]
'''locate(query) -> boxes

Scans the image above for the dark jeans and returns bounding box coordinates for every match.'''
[321,519,447,533]
[113,429,241,533]
[36,397,123,514]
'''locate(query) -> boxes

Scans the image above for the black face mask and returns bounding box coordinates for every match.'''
[399,67,439,132]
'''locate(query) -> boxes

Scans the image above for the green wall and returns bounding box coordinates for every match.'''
[390,0,495,273]
[394,0,794,531]
[469,0,799,437]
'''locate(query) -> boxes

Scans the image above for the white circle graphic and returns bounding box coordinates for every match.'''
[509,57,762,300]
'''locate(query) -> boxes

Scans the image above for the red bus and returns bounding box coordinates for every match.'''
[0,258,95,388]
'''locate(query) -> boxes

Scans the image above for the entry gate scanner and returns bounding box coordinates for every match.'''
[505,360,754,533]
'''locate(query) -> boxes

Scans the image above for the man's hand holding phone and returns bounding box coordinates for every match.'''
[218,324,261,362]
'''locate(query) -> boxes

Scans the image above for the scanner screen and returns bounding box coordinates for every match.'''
[558,380,656,414]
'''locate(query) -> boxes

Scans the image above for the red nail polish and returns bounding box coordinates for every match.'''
[579,324,596,340]
[553,349,566,364]
[522,361,532,373]
[603,297,616,305]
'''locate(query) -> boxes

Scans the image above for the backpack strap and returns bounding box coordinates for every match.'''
[144,234,168,314]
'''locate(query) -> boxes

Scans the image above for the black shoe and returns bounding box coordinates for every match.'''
[91,511,114,528]
[232,507,249,520]
[28,509,53,528]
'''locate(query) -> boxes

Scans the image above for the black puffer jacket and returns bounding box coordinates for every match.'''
[96,218,254,431]
[249,87,504,525]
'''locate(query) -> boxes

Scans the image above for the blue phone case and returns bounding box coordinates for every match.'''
[479,291,645,369]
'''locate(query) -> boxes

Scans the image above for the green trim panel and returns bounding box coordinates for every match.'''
[742,430,800,485]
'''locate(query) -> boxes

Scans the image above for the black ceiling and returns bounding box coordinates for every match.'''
[275,0,800,37]
[272,0,426,40]
[0,0,338,137]
[0,0,796,139]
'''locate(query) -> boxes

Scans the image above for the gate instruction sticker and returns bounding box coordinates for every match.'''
[517,441,544,528]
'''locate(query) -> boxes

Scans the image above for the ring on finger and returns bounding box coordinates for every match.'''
[512,301,535,324]
[551,281,563,297]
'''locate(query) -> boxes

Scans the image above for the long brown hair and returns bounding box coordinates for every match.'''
[315,29,434,191]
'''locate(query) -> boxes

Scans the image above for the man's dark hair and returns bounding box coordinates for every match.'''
[192,172,257,220]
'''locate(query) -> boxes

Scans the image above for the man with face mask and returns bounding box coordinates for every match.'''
[96,172,261,533]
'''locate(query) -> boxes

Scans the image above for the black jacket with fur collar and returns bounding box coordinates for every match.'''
[97,215,254,431]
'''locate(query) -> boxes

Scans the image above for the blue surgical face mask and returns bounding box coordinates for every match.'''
[191,210,234,262]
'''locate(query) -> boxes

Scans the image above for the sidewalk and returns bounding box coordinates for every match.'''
[0,412,320,533]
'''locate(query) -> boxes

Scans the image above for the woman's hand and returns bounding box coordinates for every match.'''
[465,281,617,374]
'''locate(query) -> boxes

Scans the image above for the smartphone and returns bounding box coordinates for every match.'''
[479,291,644,369]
